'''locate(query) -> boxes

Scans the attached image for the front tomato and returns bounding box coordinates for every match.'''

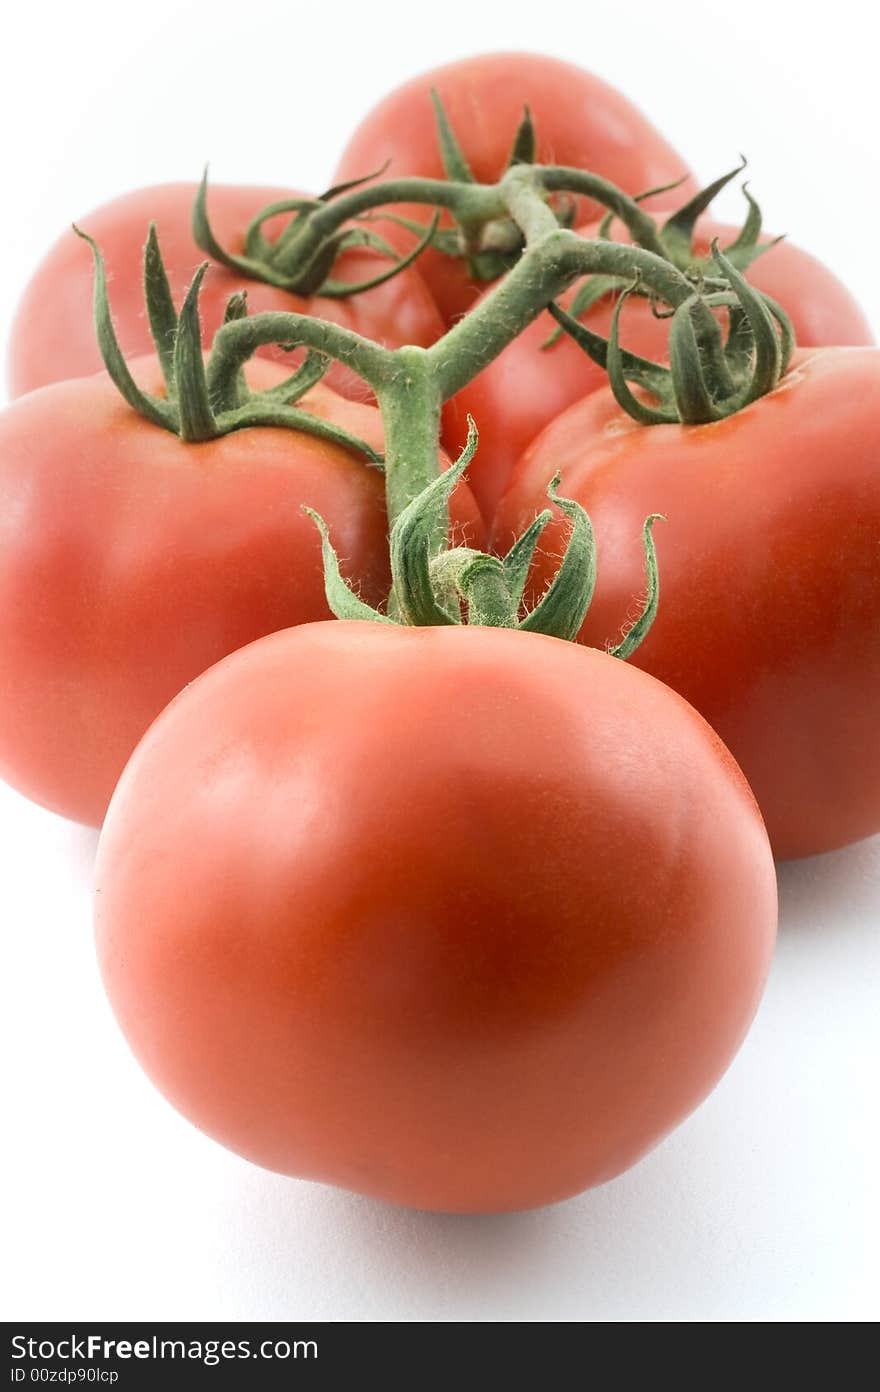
[95,621,776,1213]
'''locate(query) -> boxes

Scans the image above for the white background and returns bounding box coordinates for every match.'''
[1,0,878,1323]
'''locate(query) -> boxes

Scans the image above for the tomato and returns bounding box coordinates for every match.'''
[333,52,695,325]
[0,358,482,826]
[494,348,880,860]
[94,620,776,1213]
[6,182,444,402]
[445,217,873,522]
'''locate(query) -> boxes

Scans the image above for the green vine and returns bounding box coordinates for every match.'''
[75,226,384,462]
[305,418,662,650]
[77,126,795,647]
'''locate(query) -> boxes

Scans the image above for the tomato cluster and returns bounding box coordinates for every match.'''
[3,52,875,1213]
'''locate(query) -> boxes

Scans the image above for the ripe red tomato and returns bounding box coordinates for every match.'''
[0,358,482,826]
[6,182,444,402]
[494,347,880,860]
[445,217,873,521]
[95,621,776,1213]
[333,52,695,325]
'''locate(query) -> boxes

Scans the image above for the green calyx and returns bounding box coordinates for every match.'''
[193,167,442,300]
[548,241,794,426]
[74,225,383,462]
[377,95,577,283]
[73,146,800,645]
[306,418,661,654]
[191,97,572,300]
[541,162,793,418]
[641,158,779,275]
[426,91,536,282]
[555,160,780,332]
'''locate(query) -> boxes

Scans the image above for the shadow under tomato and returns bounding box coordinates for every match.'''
[776,831,880,938]
[214,1087,794,1323]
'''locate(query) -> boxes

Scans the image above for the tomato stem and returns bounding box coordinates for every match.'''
[81,145,798,639]
[376,346,444,529]
[304,429,658,650]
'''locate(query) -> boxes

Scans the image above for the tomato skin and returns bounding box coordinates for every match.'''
[0,359,482,826]
[6,182,445,402]
[494,348,880,860]
[95,621,776,1213]
[333,53,695,325]
[445,217,874,522]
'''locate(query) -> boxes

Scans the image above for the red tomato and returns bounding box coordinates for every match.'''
[494,348,880,860]
[333,53,695,325]
[445,217,873,522]
[6,182,444,402]
[0,357,482,826]
[95,621,776,1213]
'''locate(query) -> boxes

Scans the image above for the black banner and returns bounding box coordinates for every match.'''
[2,1322,555,1385]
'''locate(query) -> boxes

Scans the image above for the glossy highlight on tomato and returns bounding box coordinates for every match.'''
[333,52,695,325]
[95,621,777,1213]
[0,358,482,825]
[494,347,880,859]
[6,182,444,402]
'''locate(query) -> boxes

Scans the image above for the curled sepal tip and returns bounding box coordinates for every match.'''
[304,508,394,624]
[220,400,384,464]
[196,166,439,298]
[73,226,174,431]
[517,476,597,642]
[318,160,392,203]
[430,89,475,184]
[606,286,679,425]
[389,418,479,627]
[243,196,323,264]
[79,223,387,464]
[318,212,441,299]
[173,263,217,442]
[724,182,763,269]
[257,348,330,405]
[541,274,623,351]
[667,293,735,423]
[382,433,601,638]
[223,291,249,323]
[661,157,747,266]
[596,171,691,241]
[143,222,179,394]
[192,168,271,283]
[547,293,673,405]
[721,181,786,274]
[609,516,663,660]
[218,292,250,409]
[507,105,536,167]
[501,508,553,610]
[709,241,784,406]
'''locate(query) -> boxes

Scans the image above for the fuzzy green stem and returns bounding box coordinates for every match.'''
[427,549,518,626]
[501,167,560,244]
[459,555,518,627]
[200,215,695,420]
[427,228,695,401]
[269,178,506,278]
[207,311,395,403]
[207,218,699,425]
[276,163,670,274]
[530,166,669,255]
[376,346,445,529]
